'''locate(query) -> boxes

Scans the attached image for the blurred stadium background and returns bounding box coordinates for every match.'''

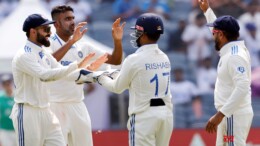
[0,0,260,145]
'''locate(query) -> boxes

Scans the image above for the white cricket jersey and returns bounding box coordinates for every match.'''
[98,44,173,115]
[12,40,78,108]
[205,9,253,117]
[47,33,106,102]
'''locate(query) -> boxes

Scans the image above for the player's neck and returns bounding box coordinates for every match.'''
[56,32,70,42]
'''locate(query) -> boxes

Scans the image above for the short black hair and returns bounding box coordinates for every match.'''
[51,5,74,20]
[146,33,161,42]
[26,31,30,38]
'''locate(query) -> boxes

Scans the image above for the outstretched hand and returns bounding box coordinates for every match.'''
[71,22,88,43]
[86,53,109,71]
[78,52,95,68]
[112,18,126,41]
[198,0,209,13]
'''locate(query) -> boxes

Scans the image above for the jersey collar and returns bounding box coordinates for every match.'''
[219,40,245,56]
[26,40,43,51]
[54,33,65,46]
[136,44,159,53]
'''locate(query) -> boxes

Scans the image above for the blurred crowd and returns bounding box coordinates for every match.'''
[0,0,260,133]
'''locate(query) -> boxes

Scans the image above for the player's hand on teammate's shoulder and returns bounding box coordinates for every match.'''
[112,18,126,41]
[71,22,88,43]
[198,0,209,13]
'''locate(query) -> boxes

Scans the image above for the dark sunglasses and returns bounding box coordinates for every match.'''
[36,26,51,33]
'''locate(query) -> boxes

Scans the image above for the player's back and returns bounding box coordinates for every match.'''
[126,44,172,115]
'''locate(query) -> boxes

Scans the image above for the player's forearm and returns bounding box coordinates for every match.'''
[52,39,75,62]
[98,75,126,94]
[220,80,250,117]
[40,62,78,82]
[204,8,217,32]
[106,39,123,65]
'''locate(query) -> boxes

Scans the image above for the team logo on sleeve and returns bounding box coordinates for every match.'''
[78,51,83,58]
[237,66,245,73]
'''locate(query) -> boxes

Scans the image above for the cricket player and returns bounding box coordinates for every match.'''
[198,0,254,145]
[46,5,125,146]
[10,14,107,146]
[95,13,173,146]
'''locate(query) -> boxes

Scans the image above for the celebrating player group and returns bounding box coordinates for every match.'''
[9,0,253,145]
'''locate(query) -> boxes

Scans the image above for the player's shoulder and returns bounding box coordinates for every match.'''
[125,53,139,61]
[228,42,247,56]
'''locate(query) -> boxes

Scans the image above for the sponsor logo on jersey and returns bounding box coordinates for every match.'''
[61,60,72,66]
[145,62,170,70]
[237,66,245,73]
[78,51,83,58]
[223,135,234,142]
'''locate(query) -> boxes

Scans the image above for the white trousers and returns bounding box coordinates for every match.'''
[50,102,93,146]
[10,103,66,146]
[216,112,253,146]
[127,106,173,146]
[0,129,16,146]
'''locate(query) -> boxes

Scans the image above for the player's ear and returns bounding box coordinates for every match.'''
[54,21,59,28]
[30,28,36,35]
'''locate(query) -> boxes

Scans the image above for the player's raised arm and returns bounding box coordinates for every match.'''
[198,0,217,32]
[51,22,88,61]
[198,0,209,13]
[105,18,126,65]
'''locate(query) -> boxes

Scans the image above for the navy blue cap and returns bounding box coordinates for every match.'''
[131,13,164,34]
[206,15,240,33]
[23,14,55,32]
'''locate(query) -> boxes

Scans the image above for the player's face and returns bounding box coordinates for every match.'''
[57,11,75,36]
[36,25,51,47]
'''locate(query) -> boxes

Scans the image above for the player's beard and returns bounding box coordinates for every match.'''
[214,37,221,51]
[136,37,141,47]
[37,32,50,47]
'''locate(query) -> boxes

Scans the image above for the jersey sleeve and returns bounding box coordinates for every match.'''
[97,57,134,93]
[204,8,217,32]
[219,55,251,117]
[16,53,78,82]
